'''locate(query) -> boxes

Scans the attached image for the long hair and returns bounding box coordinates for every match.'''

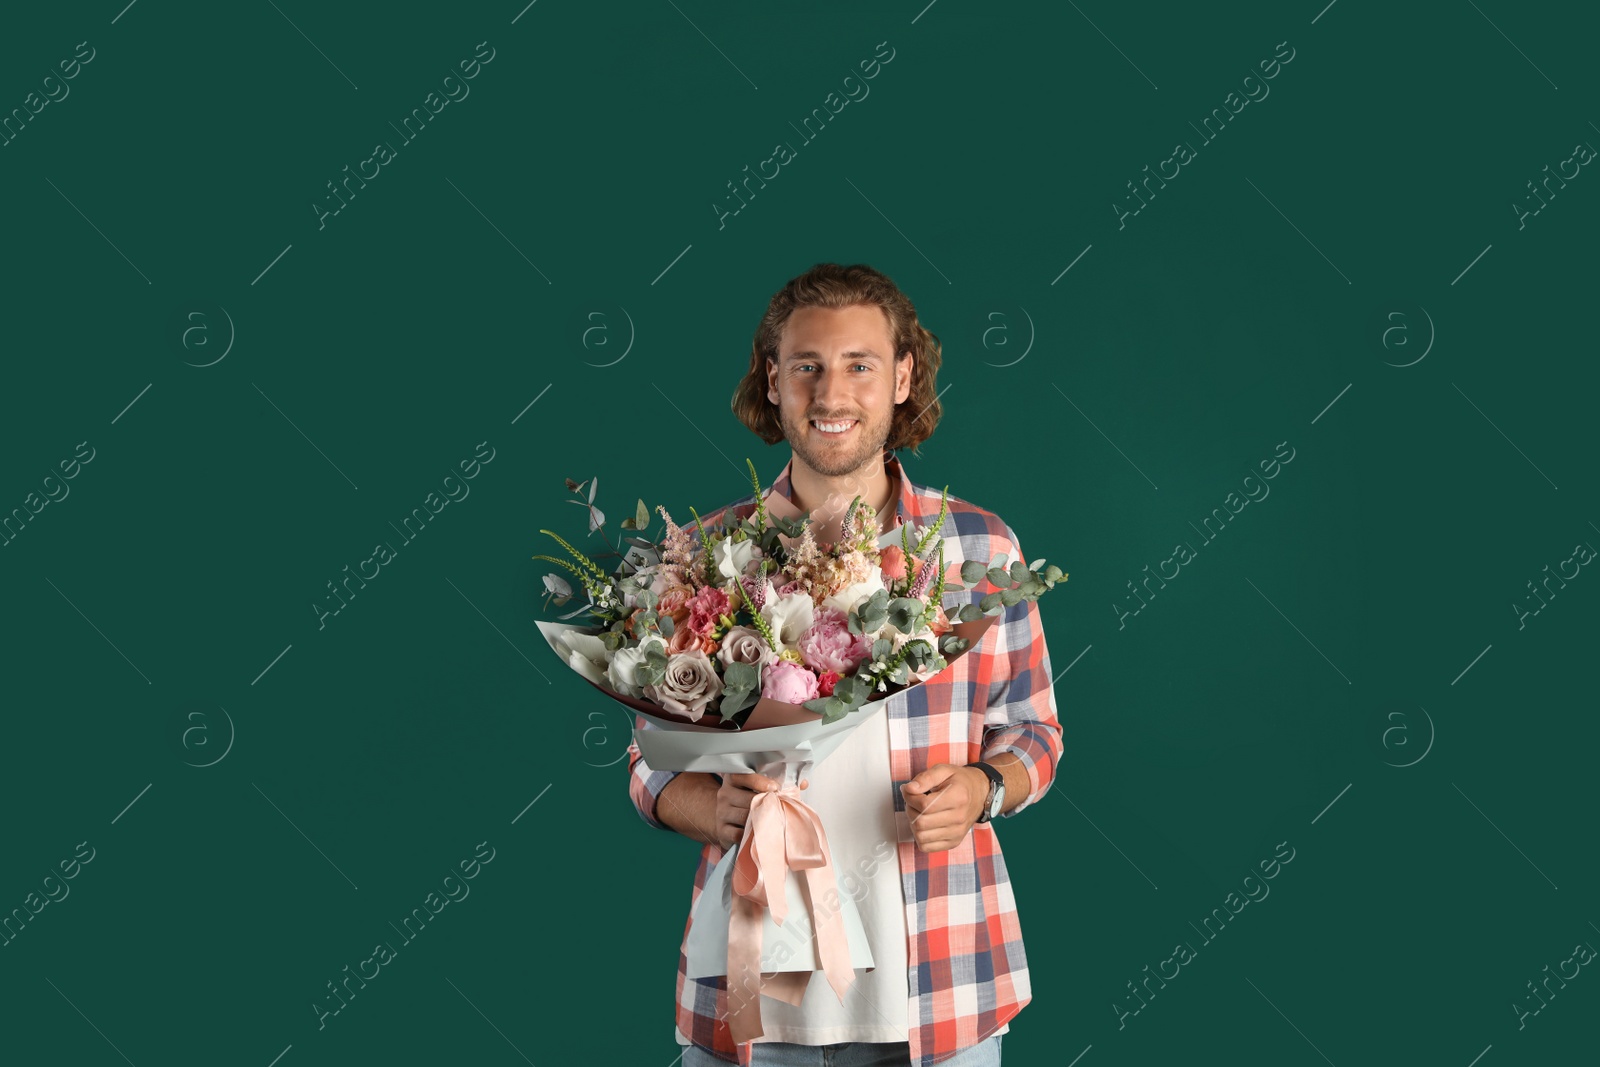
[731,263,943,456]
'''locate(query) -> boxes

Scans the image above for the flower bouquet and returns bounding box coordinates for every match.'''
[532,459,1065,1044]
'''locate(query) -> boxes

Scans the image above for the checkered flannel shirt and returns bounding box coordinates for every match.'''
[626,450,1063,1066]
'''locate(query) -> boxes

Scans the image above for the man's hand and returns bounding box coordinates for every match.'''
[713,772,808,851]
[901,764,988,852]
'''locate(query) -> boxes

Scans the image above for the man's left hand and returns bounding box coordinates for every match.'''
[901,764,988,852]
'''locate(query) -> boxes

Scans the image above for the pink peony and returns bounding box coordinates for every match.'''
[799,606,872,675]
[762,660,820,704]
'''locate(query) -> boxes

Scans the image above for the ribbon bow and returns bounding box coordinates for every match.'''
[725,781,855,1045]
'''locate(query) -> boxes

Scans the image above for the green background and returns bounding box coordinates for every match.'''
[2,1,1596,1064]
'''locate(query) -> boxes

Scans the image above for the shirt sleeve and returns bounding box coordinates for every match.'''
[978,525,1064,818]
[627,715,681,831]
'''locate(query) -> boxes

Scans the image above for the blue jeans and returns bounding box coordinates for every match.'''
[682,1034,1001,1066]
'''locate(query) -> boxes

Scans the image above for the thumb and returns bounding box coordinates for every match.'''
[902,764,957,795]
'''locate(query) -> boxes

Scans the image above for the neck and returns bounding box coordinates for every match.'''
[788,450,897,525]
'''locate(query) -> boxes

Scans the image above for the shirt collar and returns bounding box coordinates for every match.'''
[763,450,933,535]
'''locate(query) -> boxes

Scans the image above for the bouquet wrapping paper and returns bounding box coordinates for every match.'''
[536,609,998,1043]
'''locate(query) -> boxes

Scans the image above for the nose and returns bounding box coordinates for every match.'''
[814,363,850,412]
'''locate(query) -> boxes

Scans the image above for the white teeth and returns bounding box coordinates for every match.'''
[812,420,855,433]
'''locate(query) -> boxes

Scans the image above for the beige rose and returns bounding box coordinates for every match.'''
[717,625,778,672]
[643,649,725,721]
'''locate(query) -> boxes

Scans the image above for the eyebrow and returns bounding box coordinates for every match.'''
[782,349,883,363]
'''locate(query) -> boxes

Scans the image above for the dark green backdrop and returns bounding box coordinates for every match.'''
[2,1,1595,1064]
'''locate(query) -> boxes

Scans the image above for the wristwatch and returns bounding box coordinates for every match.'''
[971,761,1005,823]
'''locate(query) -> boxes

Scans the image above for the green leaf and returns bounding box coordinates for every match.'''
[986,566,1012,588]
[657,613,675,637]
[724,661,758,691]
[1044,565,1065,583]
[635,499,650,529]
[1000,587,1023,606]
[872,638,892,661]
[939,634,970,655]
[886,596,924,632]
[1009,560,1031,585]
[979,591,1003,612]
[957,602,985,622]
[719,686,756,720]
[960,560,987,585]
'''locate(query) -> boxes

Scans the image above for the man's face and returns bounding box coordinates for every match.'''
[766,304,913,478]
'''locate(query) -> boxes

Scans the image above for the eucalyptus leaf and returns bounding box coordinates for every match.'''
[1000,587,1023,606]
[979,591,1003,612]
[987,566,1012,588]
[723,661,758,691]
[961,559,987,584]
[1010,560,1031,585]
[657,613,675,637]
[635,499,650,529]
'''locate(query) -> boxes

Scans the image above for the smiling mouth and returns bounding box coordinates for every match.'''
[810,418,858,436]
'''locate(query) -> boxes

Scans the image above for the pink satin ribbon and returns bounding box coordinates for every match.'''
[725,782,855,1045]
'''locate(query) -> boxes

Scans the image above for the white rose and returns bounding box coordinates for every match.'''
[822,572,886,619]
[714,537,759,583]
[759,580,815,651]
[558,630,613,690]
[607,635,666,698]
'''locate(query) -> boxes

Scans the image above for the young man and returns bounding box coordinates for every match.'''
[627,263,1062,1067]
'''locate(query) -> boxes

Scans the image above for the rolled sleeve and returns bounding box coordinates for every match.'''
[627,715,681,831]
[979,527,1064,818]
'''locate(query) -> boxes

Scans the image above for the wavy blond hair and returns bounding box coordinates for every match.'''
[731,263,943,456]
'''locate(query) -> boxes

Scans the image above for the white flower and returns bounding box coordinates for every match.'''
[713,537,759,583]
[557,630,613,689]
[607,635,666,698]
[759,579,815,651]
[822,572,886,619]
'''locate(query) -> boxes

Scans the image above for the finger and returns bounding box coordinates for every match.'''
[909,787,958,825]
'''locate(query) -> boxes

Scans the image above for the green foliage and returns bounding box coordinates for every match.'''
[719,661,760,721]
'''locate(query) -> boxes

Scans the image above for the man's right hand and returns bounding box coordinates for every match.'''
[713,772,808,851]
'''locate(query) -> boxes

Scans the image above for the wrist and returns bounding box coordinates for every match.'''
[965,765,991,824]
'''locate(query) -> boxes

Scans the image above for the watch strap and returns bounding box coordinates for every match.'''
[972,761,1004,822]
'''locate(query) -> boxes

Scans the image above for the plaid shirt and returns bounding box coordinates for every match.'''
[626,451,1062,1066]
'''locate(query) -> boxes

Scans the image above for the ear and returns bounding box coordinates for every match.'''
[894,350,914,405]
[765,356,780,406]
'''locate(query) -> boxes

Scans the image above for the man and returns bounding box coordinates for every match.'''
[627,263,1062,1067]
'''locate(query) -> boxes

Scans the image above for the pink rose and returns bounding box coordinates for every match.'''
[878,545,908,581]
[762,660,820,704]
[817,671,841,697]
[798,606,872,675]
